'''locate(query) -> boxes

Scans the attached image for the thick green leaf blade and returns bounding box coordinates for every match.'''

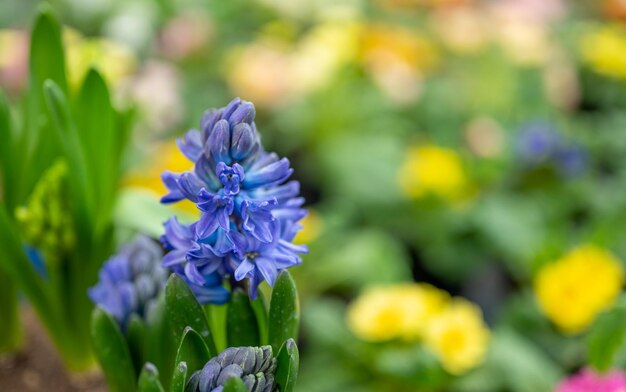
[222,377,247,392]
[137,363,165,392]
[0,90,16,208]
[29,5,67,94]
[73,68,117,229]
[268,270,300,352]
[588,306,626,372]
[251,291,269,345]
[174,327,211,377]
[126,314,146,373]
[145,293,176,387]
[165,274,217,356]
[170,361,188,392]
[43,79,94,231]
[90,308,137,392]
[275,338,299,392]
[227,288,260,347]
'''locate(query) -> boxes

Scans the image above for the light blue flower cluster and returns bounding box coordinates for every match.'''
[516,120,587,177]
[161,98,307,302]
[89,236,169,327]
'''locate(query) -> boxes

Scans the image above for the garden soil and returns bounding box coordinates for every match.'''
[0,307,105,391]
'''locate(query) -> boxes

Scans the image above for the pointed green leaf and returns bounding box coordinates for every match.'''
[137,363,165,392]
[91,308,137,392]
[227,288,260,347]
[126,314,146,373]
[251,291,269,345]
[275,339,299,392]
[145,293,176,387]
[268,270,300,352]
[73,68,117,230]
[588,306,626,372]
[170,361,188,392]
[29,5,67,94]
[0,90,16,209]
[174,327,211,378]
[222,377,247,392]
[165,274,217,356]
[43,79,94,232]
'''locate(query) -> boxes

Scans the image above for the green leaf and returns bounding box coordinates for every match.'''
[73,68,117,231]
[29,5,67,94]
[170,361,188,392]
[165,274,217,356]
[0,90,16,209]
[145,293,176,387]
[90,308,137,392]
[268,270,300,352]
[251,291,269,345]
[20,4,67,200]
[588,306,626,372]
[222,377,247,392]
[275,339,299,392]
[126,314,146,373]
[227,288,260,347]
[43,79,94,231]
[137,363,165,392]
[174,327,211,377]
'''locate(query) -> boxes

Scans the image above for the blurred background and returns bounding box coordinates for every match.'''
[3,0,626,391]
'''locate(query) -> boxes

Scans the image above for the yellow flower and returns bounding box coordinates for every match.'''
[293,210,323,245]
[123,141,198,218]
[64,28,137,90]
[360,25,439,104]
[398,145,467,200]
[226,22,359,108]
[346,283,449,342]
[580,25,626,80]
[424,298,490,375]
[534,245,624,334]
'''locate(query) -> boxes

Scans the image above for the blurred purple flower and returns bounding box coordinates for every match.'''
[88,236,169,327]
[515,120,587,177]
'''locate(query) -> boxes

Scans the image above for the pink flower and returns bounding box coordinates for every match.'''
[557,368,626,392]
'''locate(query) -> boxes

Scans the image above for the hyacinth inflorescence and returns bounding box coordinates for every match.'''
[186,346,277,392]
[89,235,169,327]
[160,98,307,302]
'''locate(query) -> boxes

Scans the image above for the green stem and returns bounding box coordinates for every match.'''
[0,271,22,353]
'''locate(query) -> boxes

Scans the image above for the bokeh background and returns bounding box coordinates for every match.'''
[3,0,626,391]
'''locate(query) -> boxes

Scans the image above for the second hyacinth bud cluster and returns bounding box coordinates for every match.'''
[160,97,308,302]
[186,346,277,392]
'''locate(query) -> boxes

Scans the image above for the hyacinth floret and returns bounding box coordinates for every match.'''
[88,235,169,327]
[160,98,307,301]
[185,346,277,392]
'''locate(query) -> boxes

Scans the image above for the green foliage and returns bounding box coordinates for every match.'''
[137,364,165,392]
[91,309,137,392]
[269,271,300,352]
[275,339,300,392]
[587,306,626,373]
[227,288,261,347]
[165,274,217,356]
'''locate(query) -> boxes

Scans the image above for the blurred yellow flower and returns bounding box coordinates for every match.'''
[346,283,449,342]
[398,145,467,200]
[580,25,626,80]
[124,140,198,217]
[64,28,137,90]
[424,298,490,375]
[360,25,439,104]
[535,245,624,334]
[293,209,323,245]
[226,22,359,108]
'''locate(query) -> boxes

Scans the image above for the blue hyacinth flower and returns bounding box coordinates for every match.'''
[159,98,307,301]
[88,235,169,327]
